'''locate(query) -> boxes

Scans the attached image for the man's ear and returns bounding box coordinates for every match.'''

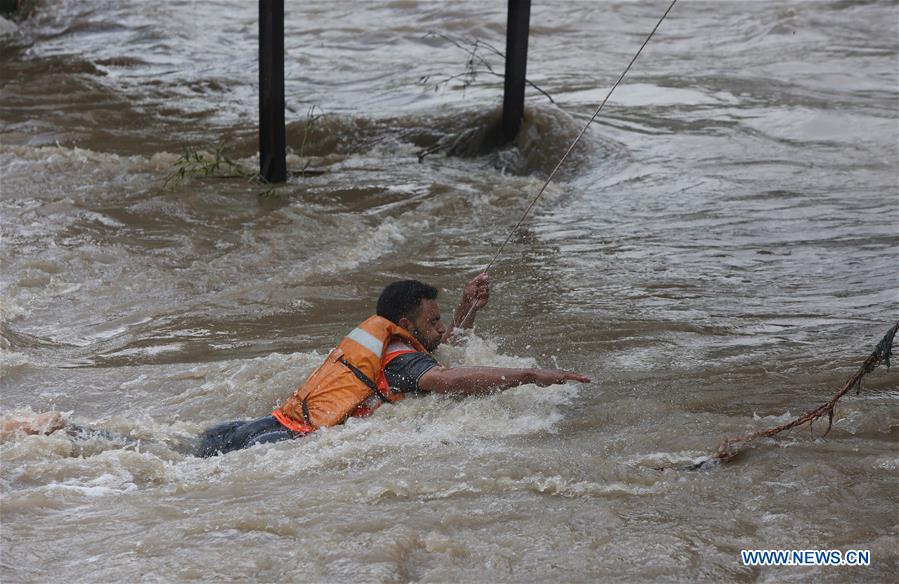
[398,316,413,331]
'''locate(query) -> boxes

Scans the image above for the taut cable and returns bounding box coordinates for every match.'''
[455,0,679,328]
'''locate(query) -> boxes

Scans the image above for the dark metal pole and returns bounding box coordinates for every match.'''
[259,0,286,183]
[502,0,531,142]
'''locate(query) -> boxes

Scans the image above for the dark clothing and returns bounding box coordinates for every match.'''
[197,351,439,457]
[383,351,439,393]
[196,415,302,458]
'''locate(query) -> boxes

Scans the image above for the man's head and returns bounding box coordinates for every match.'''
[377,280,445,352]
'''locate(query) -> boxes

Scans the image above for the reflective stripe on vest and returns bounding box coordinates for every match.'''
[345,327,384,358]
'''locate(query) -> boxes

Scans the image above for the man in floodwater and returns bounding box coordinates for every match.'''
[195,275,590,456]
[4,276,590,454]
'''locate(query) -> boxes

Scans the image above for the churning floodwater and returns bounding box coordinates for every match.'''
[1,0,897,581]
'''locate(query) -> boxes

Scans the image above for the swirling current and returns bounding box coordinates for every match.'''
[1,1,897,582]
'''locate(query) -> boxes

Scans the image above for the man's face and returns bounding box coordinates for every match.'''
[401,298,445,352]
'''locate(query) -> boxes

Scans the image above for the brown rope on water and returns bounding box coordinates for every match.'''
[436,0,894,472]
[662,320,898,471]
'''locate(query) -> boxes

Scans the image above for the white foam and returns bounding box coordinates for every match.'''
[3,335,581,495]
[0,297,29,323]
[295,217,409,276]
[621,450,710,466]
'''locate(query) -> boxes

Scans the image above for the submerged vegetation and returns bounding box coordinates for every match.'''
[297,104,325,176]
[161,145,262,191]
[161,104,326,198]
[161,145,285,199]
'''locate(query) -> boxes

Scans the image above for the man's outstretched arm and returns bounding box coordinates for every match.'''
[419,366,591,395]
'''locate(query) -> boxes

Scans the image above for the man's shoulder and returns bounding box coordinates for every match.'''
[383,348,439,393]
[385,339,416,355]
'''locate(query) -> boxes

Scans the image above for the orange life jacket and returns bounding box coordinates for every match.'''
[273,315,428,432]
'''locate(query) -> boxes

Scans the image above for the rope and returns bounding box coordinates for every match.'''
[455,0,679,328]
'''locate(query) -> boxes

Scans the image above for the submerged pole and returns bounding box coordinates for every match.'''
[259,0,286,183]
[502,0,531,142]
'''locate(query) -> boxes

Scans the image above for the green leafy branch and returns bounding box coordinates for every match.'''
[160,106,328,197]
[162,144,263,191]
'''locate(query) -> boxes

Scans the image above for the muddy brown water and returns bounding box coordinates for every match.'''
[1,1,897,582]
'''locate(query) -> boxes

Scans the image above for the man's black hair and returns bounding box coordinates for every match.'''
[377,280,438,324]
